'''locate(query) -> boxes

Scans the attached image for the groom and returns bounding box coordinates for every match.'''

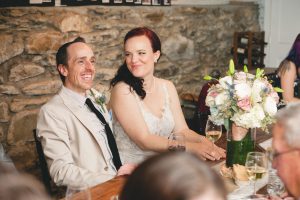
[37,37,133,187]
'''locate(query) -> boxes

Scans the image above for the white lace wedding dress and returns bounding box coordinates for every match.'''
[112,84,175,164]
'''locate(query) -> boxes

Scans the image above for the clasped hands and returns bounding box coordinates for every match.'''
[192,136,226,161]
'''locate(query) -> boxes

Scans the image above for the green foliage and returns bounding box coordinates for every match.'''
[255,68,265,78]
[203,75,212,80]
[229,59,235,75]
[274,87,284,93]
[243,65,248,73]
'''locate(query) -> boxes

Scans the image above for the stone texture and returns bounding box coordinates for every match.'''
[9,63,45,82]
[22,80,62,95]
[7,109,38,145]
[0,4,260,175]
[163,34,195,61]
[0,126,3,140]
[0,102,10,122]
[82,30,120,44]
[0,85,20,95]
[95,67,116,81]
[26,31,63,54]
[10,96,51,112]
[55,13,90,33]
[7,143,37,170]
[0,34,24,64]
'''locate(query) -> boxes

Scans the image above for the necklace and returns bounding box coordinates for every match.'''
[145,77,156,94]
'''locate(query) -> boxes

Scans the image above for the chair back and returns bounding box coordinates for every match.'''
[33,129,52,194]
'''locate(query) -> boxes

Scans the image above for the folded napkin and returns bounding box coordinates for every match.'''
[233,164,248,181]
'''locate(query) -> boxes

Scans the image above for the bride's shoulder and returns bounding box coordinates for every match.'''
[156,78,175,88]
[112,82,131,92]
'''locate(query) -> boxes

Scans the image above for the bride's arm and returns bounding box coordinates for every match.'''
[110,82,169,152]
[165,80,225,159]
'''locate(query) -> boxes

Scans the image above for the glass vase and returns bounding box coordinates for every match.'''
[225,121,256,167]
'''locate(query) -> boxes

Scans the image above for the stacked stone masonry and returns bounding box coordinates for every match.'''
[0,4,259,174]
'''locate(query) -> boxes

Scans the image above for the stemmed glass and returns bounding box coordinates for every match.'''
[65,184,91,200]
[167,132,186,152]
[245,152,268,198]
[205,118,222,152]
[266,148,285,197]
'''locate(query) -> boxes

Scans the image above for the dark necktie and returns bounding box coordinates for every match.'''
[85,98,122,170]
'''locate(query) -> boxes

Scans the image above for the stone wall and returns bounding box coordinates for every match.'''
[0,4,259,173]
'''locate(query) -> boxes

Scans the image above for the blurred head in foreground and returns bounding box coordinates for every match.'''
[120,152,227,200]
[272,103,300,198]
[0,163,51,200]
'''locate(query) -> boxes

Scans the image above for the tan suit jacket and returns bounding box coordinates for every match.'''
[37,87,116,187]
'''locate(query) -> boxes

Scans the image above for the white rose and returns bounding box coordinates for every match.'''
[205,95,215,107]
[235,83,251,99]
[219,76,233,89]
[251,79,266,103]
[264,96,277,116]
[232,111,261,129]
[252,104,265,121]
[215,92,228,106]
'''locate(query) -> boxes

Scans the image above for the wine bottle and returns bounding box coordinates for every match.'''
[236,47,266,57]
[244,58,265,68]
[239,36,268,45]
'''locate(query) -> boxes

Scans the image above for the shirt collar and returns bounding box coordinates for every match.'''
[62,86,87,107]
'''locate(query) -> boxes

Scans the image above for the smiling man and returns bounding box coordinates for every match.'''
[37,37,132,188]
[272,103,300,199]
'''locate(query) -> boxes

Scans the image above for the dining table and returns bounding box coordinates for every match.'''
[64,129,272,200]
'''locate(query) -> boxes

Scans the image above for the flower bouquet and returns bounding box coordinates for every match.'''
[204,59,282,166]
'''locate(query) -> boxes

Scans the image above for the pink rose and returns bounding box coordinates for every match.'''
[208,91,218,98]
[237,97,251,111]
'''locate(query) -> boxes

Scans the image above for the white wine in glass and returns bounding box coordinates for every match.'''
[246,165,267,181]
[205,118,222,148]
[245,152,268,198]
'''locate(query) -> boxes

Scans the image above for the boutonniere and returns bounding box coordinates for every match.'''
[89,88,106,113]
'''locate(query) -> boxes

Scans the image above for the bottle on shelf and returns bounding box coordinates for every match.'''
[236,47,266,57]
[239,36,268,45]
[243,58,265,68]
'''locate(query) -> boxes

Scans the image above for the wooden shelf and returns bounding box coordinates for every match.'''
[232,31,267,70]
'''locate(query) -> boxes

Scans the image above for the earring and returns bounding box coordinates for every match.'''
[154,59,158,63]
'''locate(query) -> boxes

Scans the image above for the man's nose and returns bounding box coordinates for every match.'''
[85,60,94,70]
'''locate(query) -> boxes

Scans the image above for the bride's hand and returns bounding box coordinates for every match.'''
[188,137,226,161]
[117,163,137,176]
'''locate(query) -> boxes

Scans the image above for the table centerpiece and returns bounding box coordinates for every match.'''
[204,60,282,167]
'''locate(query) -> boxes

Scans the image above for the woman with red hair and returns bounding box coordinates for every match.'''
[110,27,225,165]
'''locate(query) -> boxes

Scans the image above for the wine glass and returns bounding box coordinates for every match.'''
[167,132,186,152]
[110,195,119,200]
[205,118,222,152]
[65,184,91,200]
[245,152,268,198]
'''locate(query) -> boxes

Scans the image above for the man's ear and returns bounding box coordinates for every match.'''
[58,64,68,77]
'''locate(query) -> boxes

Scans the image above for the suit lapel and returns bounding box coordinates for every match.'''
[58,89,111,163]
